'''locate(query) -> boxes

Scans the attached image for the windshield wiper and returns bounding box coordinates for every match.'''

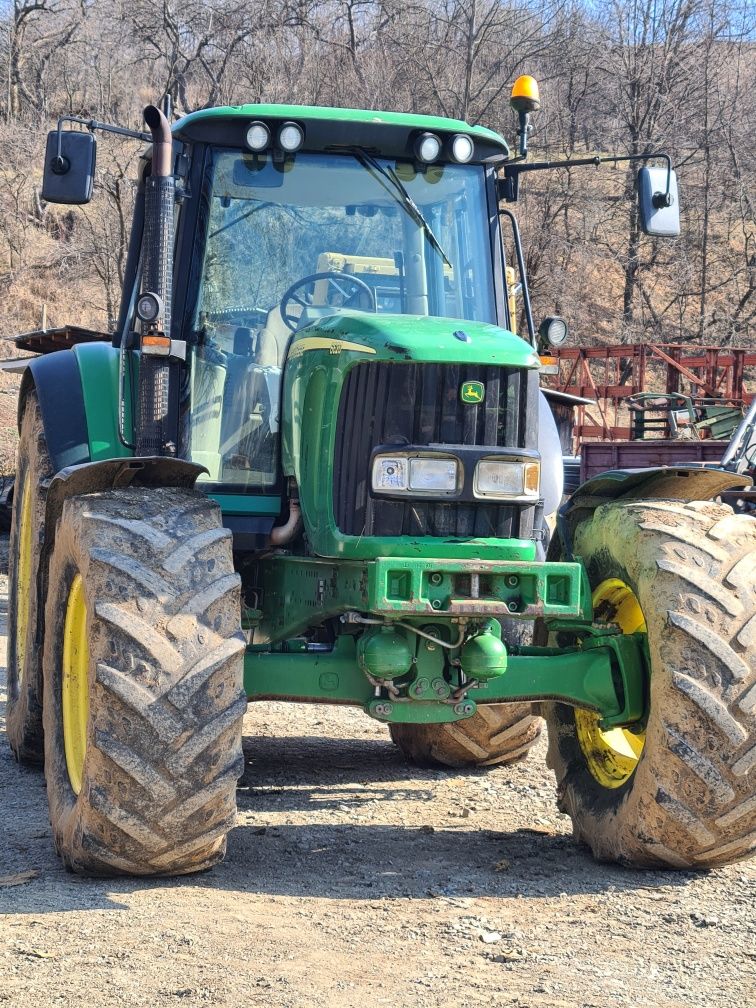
[348,148,452,268]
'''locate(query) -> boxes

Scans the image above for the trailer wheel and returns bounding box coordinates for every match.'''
[42,486,246,876]
[390,703,542,768]
[543,500,756,869]
[7,391,53,764]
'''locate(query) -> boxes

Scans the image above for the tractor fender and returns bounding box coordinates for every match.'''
[19,352,91,472]
[20,342,132,474]
[557,465,752,559]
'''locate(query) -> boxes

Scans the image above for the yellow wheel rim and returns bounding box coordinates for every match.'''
[14,473,33,683]
[575,578,647,789]
[62,574,89,795]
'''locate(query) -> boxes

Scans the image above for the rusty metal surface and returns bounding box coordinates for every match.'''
[10,326,111,355]
[580,439,730,482]
[547,342,754,443]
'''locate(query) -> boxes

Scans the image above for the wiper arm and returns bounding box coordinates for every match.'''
[349,148,452,268]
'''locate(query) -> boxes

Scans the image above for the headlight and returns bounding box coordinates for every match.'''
[474,460,540,499]
[372,456,408,491]
[414,132,441,163]
[278,122,304,152]
[451,134,474,163]
[246,121,270,151]
[409,458,458,492]
[372,455,459,495]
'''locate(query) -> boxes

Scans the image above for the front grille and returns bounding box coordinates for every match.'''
[333,361,538,538]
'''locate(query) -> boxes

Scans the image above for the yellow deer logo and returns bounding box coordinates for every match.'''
[460,381,484,404]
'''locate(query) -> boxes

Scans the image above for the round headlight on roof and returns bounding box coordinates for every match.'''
[246,121,270,152]
[278,122,304,152]
[451,134,474,163]
[414,132,441,163]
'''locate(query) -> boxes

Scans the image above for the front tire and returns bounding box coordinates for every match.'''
[42,486,247,876]
[544,500,755,869]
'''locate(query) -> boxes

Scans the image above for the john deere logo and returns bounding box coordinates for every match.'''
[460,381,484,404]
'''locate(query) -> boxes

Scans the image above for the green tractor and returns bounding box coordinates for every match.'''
[7,76,754,876]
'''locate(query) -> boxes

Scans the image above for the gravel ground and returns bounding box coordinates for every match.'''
[0,561,754,1008]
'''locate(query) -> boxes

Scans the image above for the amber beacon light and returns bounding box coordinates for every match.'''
[510,75,540,156]
[510,75,541,113]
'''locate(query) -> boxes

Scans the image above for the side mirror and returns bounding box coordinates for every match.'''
[638,165,680,237]
[41,129,97,205]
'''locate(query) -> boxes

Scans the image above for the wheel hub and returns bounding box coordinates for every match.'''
[575,578,647,789]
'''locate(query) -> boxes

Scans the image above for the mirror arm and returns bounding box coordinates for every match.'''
[54,114,151,165]
[501,150,673,205]
[499,208,536,346]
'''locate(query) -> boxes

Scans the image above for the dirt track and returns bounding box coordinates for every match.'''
[0,564,754,1008]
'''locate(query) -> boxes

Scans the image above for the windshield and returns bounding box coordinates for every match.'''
[186,149,496,492]
[196,149,495,329]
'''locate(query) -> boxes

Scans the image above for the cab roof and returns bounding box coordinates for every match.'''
[172,104,510,162]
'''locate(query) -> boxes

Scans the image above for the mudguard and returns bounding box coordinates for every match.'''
[557,465,752,559]
[19,352,90,472]
[19,342,132,473]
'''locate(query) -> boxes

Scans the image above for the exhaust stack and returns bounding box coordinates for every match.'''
[135,102,176,456]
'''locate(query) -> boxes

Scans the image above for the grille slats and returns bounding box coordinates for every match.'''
[334,362,535,539]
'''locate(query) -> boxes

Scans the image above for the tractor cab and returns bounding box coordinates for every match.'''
[170,109,510,500]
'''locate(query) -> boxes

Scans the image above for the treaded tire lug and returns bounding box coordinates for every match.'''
[7,391,53,764]
[542,499,756,870]
[42,486,247,877]
[390,703,543,768]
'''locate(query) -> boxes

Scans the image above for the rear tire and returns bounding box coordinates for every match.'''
[7,391,53,764]
[390,703,542,768]
[543,500,756,869]
[42,486,246,876]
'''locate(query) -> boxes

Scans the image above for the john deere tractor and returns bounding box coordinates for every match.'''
[7,77,754,876]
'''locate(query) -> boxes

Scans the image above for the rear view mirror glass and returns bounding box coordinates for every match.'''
[41,129,97,205]
[638,165,680,237]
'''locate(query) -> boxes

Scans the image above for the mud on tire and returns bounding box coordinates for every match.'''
[390,703,542,768]
[42,486,247,876]
[543,500,756,869]
[7,391,53,764]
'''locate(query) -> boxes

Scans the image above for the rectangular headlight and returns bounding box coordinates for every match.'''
[408,458,458,492]
[372,454,459,495]
[474,460,540,499]
[372,456,408,491]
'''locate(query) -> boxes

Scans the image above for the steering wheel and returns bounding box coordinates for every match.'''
[279,271,377,332]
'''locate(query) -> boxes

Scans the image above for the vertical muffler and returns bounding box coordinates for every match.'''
[135,102,176,456]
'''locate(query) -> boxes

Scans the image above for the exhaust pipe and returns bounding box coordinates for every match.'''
[269,500,303,546]
[135,102,176,456]
[143,104,173,177]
